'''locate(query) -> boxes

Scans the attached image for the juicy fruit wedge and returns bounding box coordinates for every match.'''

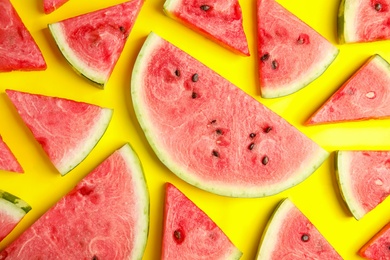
[359,222,390,259]
[257,0,339,98]
[0,144,149,259]
[255,198,342,259]
[6,89,112,175]
[131,32,329,198]
[43,0,69,14]
[0,136,23,173]
[335,150,390,220]
[48,0,144,87]
[0,0,46,71]
[163,0,249,56]
[162,183,242,259]
[306,55,390,125]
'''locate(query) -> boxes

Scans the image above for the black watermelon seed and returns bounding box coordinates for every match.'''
[375,3,382,11]
[262,156,269,165]
[192,92,198,99]
[210,119,217,124]
[216,129,223,135]
[249,133,256,138]
[301,234,310,242]
[212,150,220,157]
[271,60,278,70]
[119,26,125,33]
[248,143,255,150]
[261,53,270,61]
[192,73,199,82]
[173,229,185,244]
[200,5,210,11]
[264,126,273,133]
[92,255,99,260]
[175,69,181,77]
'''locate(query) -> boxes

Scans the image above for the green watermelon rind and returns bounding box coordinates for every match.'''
[0,190,31,225]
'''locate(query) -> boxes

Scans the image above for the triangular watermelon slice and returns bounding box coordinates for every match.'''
[163,0,249,56]
[43,0,69,14]
[255,198,342,259]
[162,183,242,259]
[0,135,23,173]
[0,144,149,259]
[257,0,339,98]
[335,150,390,220]
[48,0,144,88]
[306,54,390,125]
[6,89,112,175]
[0,0,46,72]
[359,222,390,259]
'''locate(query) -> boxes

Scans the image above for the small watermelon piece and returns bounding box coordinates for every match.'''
[131,32,329,198]
[43,0,69,14]
[306,55,390,125]
[0,0,46,72]
[338,0,390,43]
[6,89,112,175]
[162,183,242,259]
[0,135,23,173]
[359,222,390,259]
[163,0,249,56]
[0,144,149,259]
[48,0,144,87]
[255,198,342,259]
[335,150,390,220]
[257,0,339,98]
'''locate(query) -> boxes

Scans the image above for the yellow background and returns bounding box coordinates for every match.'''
[1,0,390,259]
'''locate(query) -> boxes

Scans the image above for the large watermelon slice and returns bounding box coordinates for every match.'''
[0,136,23,173]
[255,198,342,259]
[163,0,249,56]
[305,55,390,125]
[131,32,329,198]
[43,0,69,14]
[6,89,112,175]
[48,0,144,88]
[359,222,390,259]
[0,144,149,259]
[257,0,339,98]
[338,0,390,43]
[162,183,242,259]
[335,150,390,220]
[0,0,46,72]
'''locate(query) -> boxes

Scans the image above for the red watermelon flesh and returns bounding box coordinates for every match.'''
[257,0,339,98]
[0,0,46,72]
[0,136,23,173]
[48,0,144,87]
[163,0,249,56]
[0,144,149,259]
[43,0,69,14]
[359,222,390,259]
[255,198,342,259]
[6,90,112,175]
[306,55,390,125]
[162,183,242,259]
[131,32,329,198]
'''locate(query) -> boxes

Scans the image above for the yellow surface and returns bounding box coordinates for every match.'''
[1,0,390,259]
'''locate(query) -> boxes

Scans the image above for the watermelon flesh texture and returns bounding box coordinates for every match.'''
[43,0,69,14]
[0,136,23,173]
[306,55,390,125]
[336,150,390,220]
[162,183,242,260]
[257,0,339,98]
[163,0,249,56]
[48,0,144,87]
[359,222,390,260]
[256,198,342,259]
[0,0,46,72]
[0,144,149,260]
[6,90,112,175]
[131,32,329,198]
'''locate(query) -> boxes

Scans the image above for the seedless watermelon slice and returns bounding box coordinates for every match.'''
[163,0,250,56]
[162,183,242,259]
[257,0,339,98]
[359,222,390,259]
[0,144,149,259]
[6,90,112,175]
[255,198,342,259]
[43,0,69,14]
[0,136,23,173]
[48,0,144,87]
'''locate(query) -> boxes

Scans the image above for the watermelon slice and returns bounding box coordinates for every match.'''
[163,0,249,56]
[306,55,390,125]
[335,150,390,220]
[6,89,112,175]
[43,0,69,14]
[338,0,390,43]
[0,190,31,243]
[131,32,329,198]
[255,198,342,259]
[359,222,390,259]
[0,0,46,72]
[48,0,144,87]
[257,0,339,98]
[162,183,242,259]
[0,135,23,173]
[0,144,149,259]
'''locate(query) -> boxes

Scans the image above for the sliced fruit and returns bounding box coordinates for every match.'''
[0,135,23,173]
[43,0,69,14]
[359,222,390,259]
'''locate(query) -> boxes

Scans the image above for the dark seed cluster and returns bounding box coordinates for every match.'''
[200,5,211,11]
[374,2,382,11]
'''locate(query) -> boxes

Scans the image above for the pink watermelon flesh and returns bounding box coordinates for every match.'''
[0,136,23,173]
[131,32,329,198]
[6,89,112,175]
[306,54,390,125]
[359,222,390,259]
[43,0,69,14]
[48,0,143,87]
[162,183,242,259]
[256,198,342,259]
[163,0,249,56]
[336,150,390,220]
[0,144,149,259]
[257,0,339,98]
[0,0,46,71]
